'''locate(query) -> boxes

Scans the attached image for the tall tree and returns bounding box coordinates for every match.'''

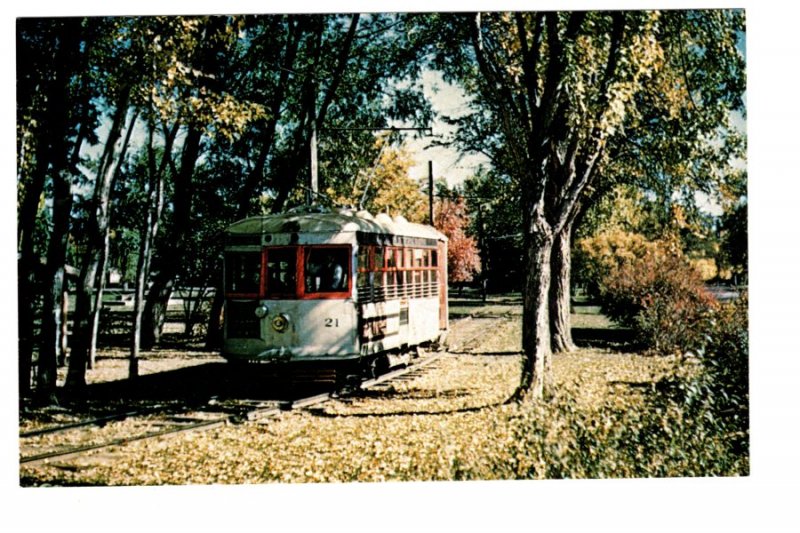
[17,18,98,401]
[464,169,524,293]
[65,96,138,390]
[139,16,265,349]
[328,139,428,221]
[63,17,158,390]
[548,10,745,353]
[129,120,178,378]
[482,11,661,399]
[426,11,683,399]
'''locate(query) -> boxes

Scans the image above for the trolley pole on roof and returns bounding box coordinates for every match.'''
[428,161,435,226]
[315,126,433,210]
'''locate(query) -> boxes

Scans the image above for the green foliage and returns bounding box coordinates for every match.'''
[574,227,654,295]
[507,367,748,479]
[464,169,523,291]
[507,295,748,479]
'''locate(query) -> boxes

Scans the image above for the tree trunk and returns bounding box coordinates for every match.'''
[550,222,577,353]
[204,282,225,350]
[66,97,133,392]
[511,209,554,402]
[18,278,35,397]
[17,149,49,398]
[86,227,113,370]
[86,254,107,370]
[32,21,89,403]
[141,125,202,349]
[130,123,169,379]
[86,109,138,370]
[37,171,74,403]
[141,277,174,348]
[129,184,157,379]
[58,288,70,366]
[130,239,147,378]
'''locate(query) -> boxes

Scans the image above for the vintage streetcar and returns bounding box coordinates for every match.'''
[222,207,448,382]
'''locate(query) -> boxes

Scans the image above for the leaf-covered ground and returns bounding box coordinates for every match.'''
[20,307,683,486]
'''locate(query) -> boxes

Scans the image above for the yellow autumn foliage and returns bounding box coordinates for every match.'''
[690,257,718,281]
[329,141,427,223]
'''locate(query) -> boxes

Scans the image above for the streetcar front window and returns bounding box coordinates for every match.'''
[305,247,350,294]
[225,252,261,295]
[266,247,297,297]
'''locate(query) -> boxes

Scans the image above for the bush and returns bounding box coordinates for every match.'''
[679,293,749,455]
[579,231,717,354]
[574,229,654,296]
[606,247,717,353]
[507,386,748,479]
[506,297,749,479]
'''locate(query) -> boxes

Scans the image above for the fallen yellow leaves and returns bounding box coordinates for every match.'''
[20,315,742,486]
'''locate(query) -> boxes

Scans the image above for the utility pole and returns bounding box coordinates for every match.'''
[428,160,434,226]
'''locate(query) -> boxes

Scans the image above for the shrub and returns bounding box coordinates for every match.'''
[506,298,749,479]
[506,386,748,478]
[507,386,748,479]
[574,229,654,296]
[579,231,717,354]
[606,247,717,353]
[679,293,749,455]
[690,257,719,282]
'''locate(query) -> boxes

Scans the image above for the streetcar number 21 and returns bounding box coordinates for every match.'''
[324,318,339,327]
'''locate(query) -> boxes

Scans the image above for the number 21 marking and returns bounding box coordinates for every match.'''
[324,318,339,327]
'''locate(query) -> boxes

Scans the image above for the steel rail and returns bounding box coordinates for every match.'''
[20,418,227,466]
[19,405,174,438]
[19,349,448,468]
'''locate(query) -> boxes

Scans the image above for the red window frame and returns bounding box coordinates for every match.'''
[299,244,352,300]
[354,244,441,301]
[224,251,264,299]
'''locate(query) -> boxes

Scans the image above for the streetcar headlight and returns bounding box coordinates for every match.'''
[254,304,269,318]
[272,314,290,333]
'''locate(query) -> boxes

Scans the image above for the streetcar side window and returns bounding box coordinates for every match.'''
[225,252,261,295]
[386,247,398,268]
[266,247,297,297]
[413,248,424,268]
[305,247,350,294]
[374,247,385,270]
[357,246,371,289]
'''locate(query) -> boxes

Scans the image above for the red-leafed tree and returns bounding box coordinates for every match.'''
[435,194,481,284]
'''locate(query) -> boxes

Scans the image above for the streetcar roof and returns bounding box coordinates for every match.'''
[226,208,447,242]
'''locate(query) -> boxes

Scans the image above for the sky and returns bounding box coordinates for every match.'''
[3,2,800,533]
[405,70,491,187]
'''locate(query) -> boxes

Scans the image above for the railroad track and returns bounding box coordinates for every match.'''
[19,349,447,468]
[20,315,503,470]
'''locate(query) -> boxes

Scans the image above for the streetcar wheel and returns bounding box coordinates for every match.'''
[370,354,390,378]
